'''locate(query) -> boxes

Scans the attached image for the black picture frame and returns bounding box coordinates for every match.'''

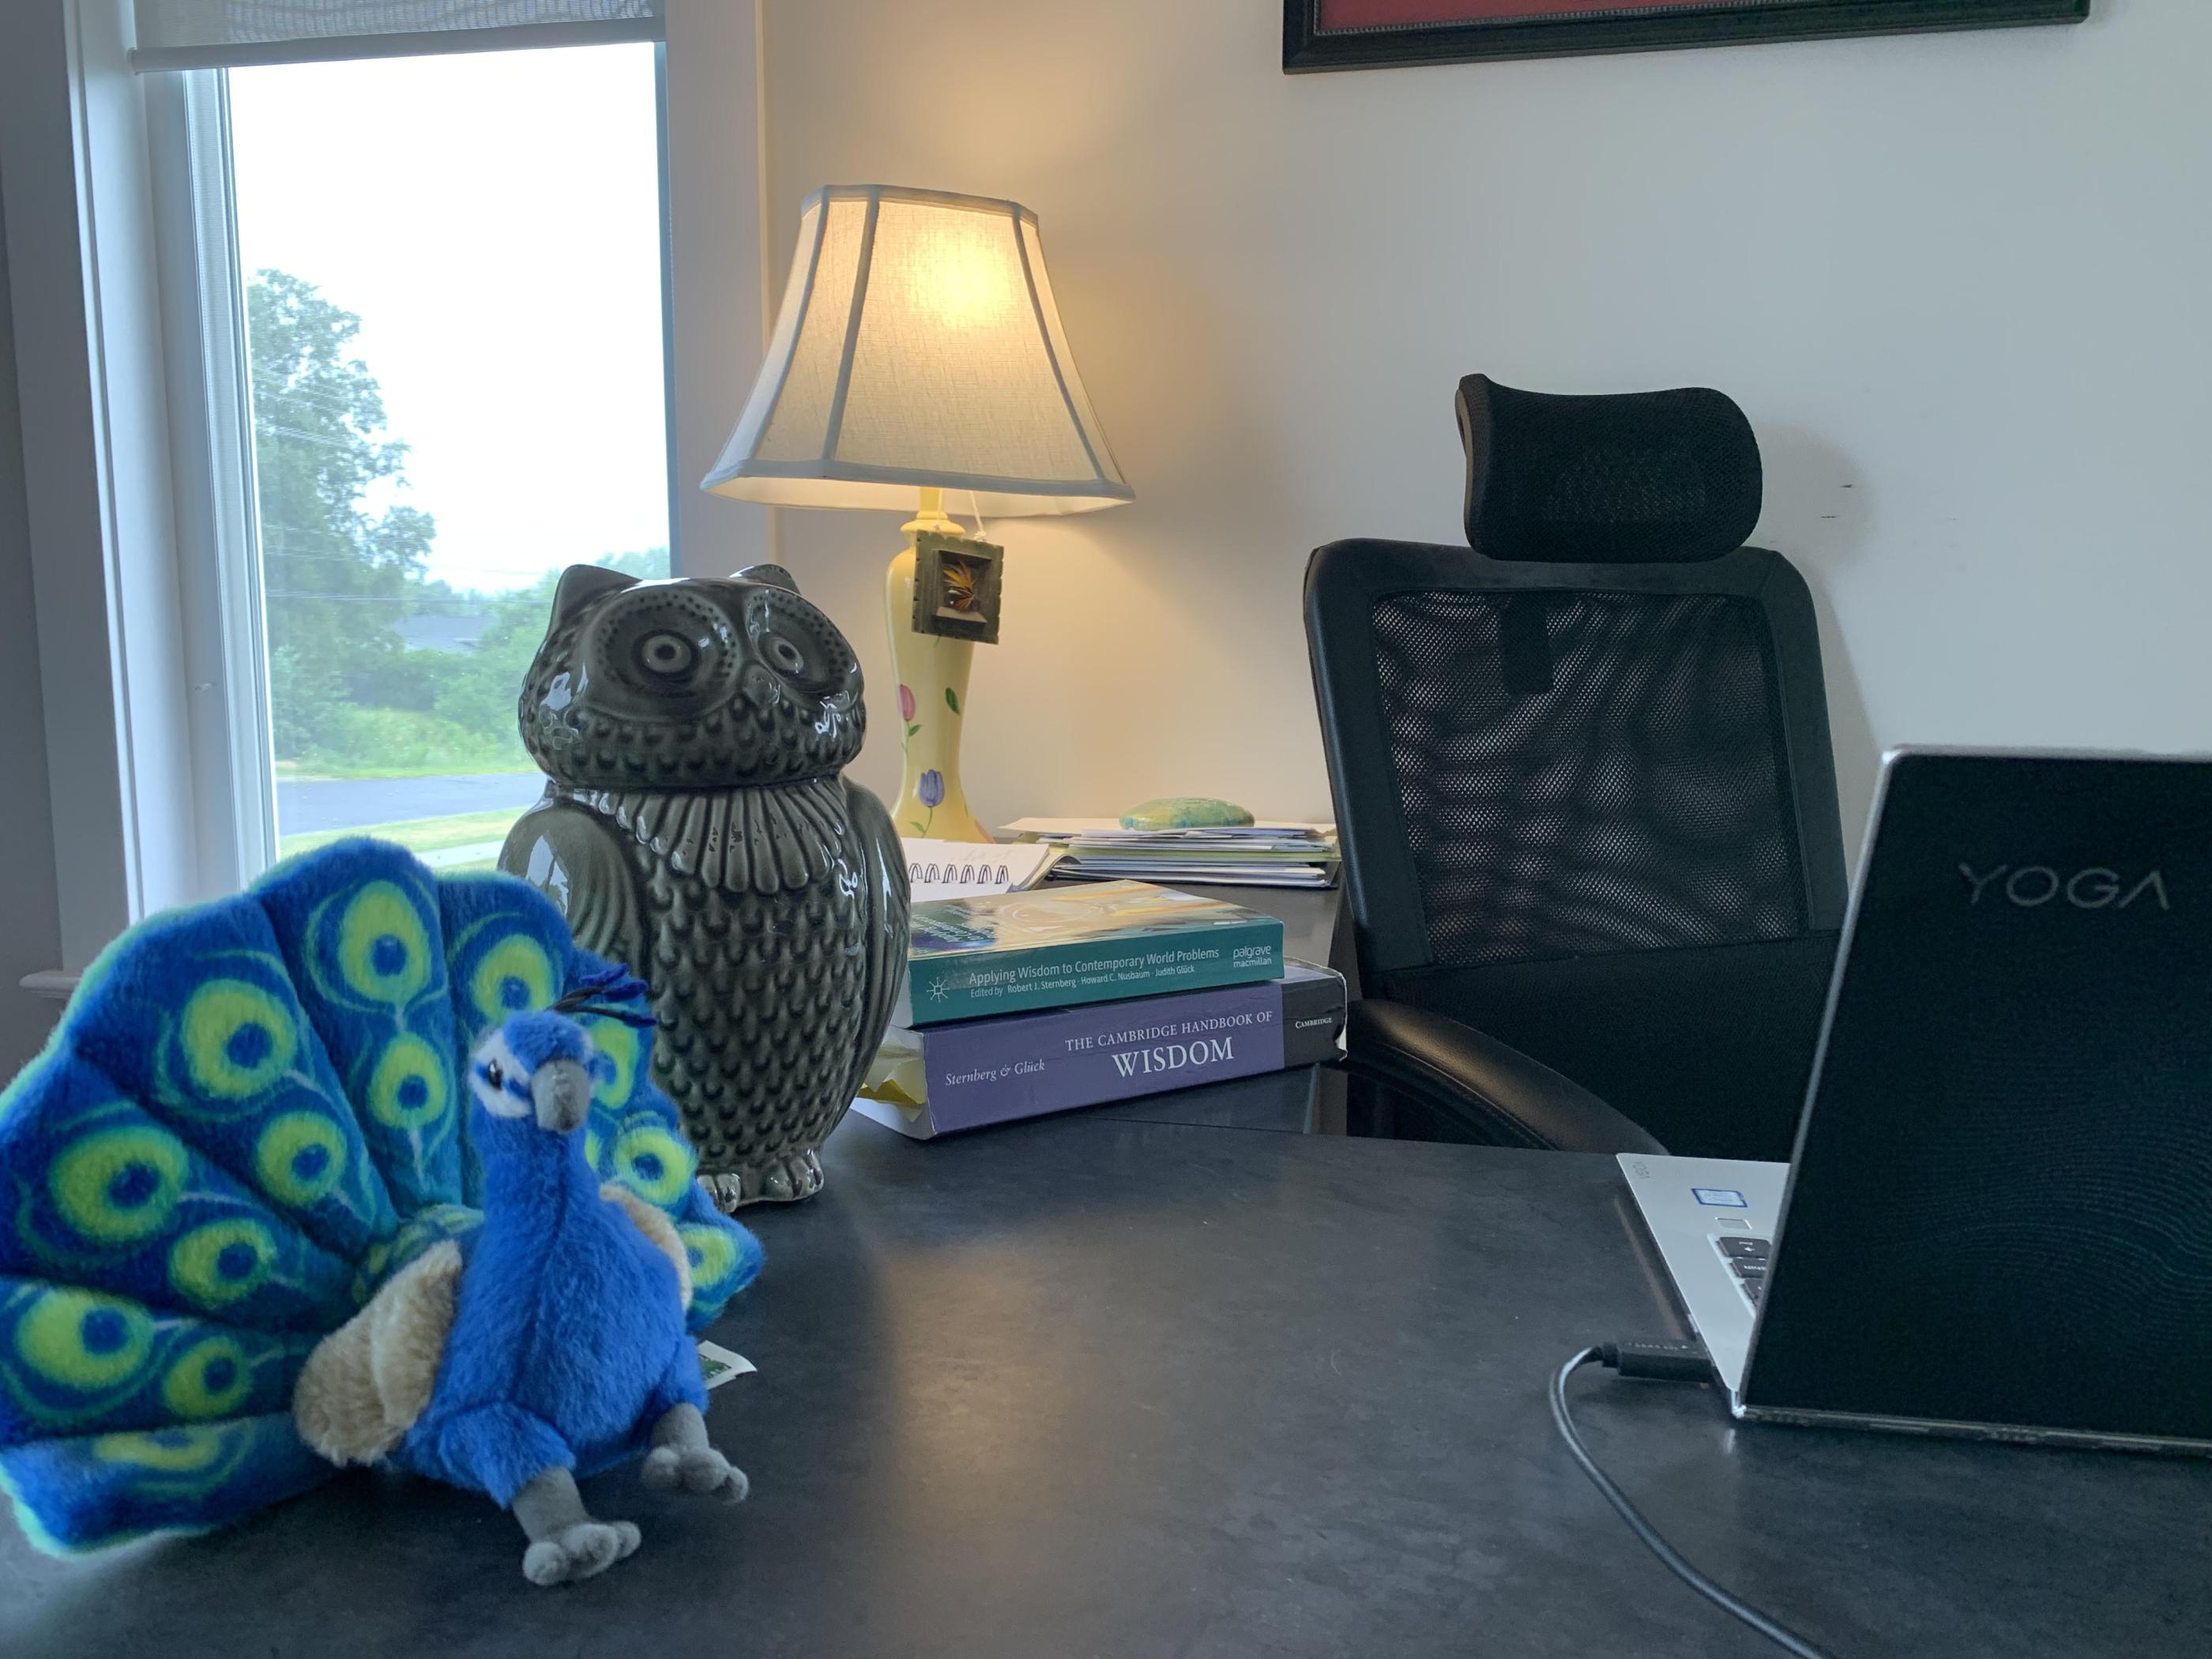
[1283,1,2090,72]
[912,532,1005,645]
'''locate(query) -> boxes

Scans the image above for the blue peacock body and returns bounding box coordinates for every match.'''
[0,839,762,1561]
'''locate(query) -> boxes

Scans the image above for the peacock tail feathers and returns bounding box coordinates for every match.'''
[0,839,762,1556]
[0,1416,332,1556]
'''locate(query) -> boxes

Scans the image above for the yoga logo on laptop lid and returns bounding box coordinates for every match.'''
[1958,863,2172,911]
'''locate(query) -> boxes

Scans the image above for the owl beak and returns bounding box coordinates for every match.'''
[532,1059,593,1135]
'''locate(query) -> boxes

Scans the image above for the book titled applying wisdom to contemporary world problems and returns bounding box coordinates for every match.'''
[892,880,1285,1027]
[856,961,1346,1138]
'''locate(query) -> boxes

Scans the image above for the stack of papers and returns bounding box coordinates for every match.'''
[1000,818,1340,889]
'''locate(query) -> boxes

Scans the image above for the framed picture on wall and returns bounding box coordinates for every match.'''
[1283,1,2090,71]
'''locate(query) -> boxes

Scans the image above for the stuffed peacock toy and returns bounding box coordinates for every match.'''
[0,840,763,1585]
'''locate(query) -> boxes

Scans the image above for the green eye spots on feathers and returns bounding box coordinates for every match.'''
[337,882,434,1006]
[587,1018,640,1107]
[48,1123,190,1245]
[679,1224,739,1300]
[15,1289,154,1392]
[470,935,554,1025]
[367,1036,450,1132]
[252,1113,348,1207]
[92,1425,229,1473]
[180,980,297,1100]
[613,1124,694,1206]
[160,1335,254,1420]
[167,1219,276,1310]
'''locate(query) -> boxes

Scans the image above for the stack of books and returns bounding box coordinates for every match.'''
[1000,818,1341,889]
[856,880,1346,1139]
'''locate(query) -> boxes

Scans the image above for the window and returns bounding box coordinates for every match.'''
[6,1,776,968]
[220,44,672,875]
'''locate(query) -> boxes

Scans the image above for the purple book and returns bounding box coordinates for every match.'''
[853,962,1346,1138]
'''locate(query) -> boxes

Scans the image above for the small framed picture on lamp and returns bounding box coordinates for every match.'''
[912,532,1004,645]
[701,184,1132,843]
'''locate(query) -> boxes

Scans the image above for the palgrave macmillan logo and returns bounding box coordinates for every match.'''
[1959,863,2171,911]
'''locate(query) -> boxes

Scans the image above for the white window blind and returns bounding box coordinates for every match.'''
[131,2,664,70]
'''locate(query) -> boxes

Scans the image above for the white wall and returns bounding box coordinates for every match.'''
[0,172,66,1074]
[743,0,2210,844]
[666,0,776,578]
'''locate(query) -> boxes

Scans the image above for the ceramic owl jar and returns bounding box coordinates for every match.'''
[498,564,908,1208]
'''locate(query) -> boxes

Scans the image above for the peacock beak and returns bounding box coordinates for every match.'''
[532,1058,593,1135]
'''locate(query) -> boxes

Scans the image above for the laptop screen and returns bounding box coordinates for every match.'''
[1744,752,2212,1443]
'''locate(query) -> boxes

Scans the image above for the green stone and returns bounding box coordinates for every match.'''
[1119,797,1255,831]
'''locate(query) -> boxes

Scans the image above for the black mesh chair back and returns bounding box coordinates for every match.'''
[1306,375,1847,1159]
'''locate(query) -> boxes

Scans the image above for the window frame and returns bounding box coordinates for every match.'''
[1,0,196,973]
[148,67,278,892]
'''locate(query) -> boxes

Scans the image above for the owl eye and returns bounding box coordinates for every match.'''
[483,1061,505,1090]
[637,631,697,678]
[744,592,851,696]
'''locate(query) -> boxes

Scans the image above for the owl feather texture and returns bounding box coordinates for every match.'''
[499,564,910,1209]
[0,841,764,1583]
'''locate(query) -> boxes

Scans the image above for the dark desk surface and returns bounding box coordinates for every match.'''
[5,1113,2204,1658]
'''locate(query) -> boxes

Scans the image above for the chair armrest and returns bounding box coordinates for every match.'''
[1345,999,1667,1155]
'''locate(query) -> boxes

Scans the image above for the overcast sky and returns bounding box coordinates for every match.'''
[230,44,670,594]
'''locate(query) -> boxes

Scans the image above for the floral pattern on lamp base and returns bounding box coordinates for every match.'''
[886,546,993,844]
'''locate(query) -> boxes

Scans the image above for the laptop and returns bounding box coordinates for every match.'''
[1622,749,2212,1454]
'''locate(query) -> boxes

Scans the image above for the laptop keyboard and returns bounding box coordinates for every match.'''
[1714,1235,1772,1306]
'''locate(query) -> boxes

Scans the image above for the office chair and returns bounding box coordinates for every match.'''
[1305,375,1847,1160]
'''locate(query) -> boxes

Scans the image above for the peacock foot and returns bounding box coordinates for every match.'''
[514,1466,642,1588]
[521,1518,641,1587]
[701,1147,825,1211]
[642,1401,748,1503]
[641,1443,750,1504]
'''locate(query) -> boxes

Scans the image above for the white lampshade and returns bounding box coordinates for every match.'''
[702,185,1132,517]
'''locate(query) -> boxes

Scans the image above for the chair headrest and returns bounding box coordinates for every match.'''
[1457,374,1762,563]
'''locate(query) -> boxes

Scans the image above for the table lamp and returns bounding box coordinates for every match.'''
[703,184,1133,843]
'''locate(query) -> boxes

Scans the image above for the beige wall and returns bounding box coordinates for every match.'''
[0,170,64,1073]
[742,0,2211,843]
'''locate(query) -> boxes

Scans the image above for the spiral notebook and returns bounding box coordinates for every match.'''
[901,837,1063,902]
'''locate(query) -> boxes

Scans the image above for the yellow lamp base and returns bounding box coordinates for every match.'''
[884,490,993,843]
